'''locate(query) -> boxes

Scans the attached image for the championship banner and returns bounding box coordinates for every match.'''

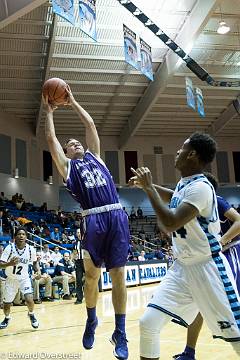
[79,0,97,41]
[123,24,139,70]
[185,77,195,110]
[140,38,153,81]
[196,87,205,117]
[52,0,75,25]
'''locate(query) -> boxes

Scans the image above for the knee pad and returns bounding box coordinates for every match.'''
[139,307,170,358]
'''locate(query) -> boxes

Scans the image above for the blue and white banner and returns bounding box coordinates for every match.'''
[185,77,195,110]
[123,24,139,70]
[79,0,97,41]
[140,38,153,81]
[196,87,205,117]
[100,265,140,290]
[139,263,167,284]
[52,0,75,25]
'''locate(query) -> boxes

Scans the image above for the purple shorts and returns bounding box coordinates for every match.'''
[81,209,130,270]
[223,242,240,295]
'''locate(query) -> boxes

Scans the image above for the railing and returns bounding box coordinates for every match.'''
[131,234,158,252]
[27,231,68,252]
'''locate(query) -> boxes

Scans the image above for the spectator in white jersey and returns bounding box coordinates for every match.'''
[0,227,40,329]
[129,132,240,360]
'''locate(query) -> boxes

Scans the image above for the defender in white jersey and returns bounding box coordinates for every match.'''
[0,227,40,329]
[130,132,240,360]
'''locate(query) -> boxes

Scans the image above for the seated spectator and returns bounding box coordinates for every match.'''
[16,194,25,210]
[130,206,137,221]
[51,246,63,267]
[122,207,129,218]
[0,192,7,202]
[67,231,75,243]
[32,252,53,303]
[154,247,165,260]
[41,244,52,267]
[61,229,69,243]
[138,250,146,261]
[39,202,48,212]
[137,206,143,219]
[52,252,76,300]
[50,227,61,244]
[11,192,19,204]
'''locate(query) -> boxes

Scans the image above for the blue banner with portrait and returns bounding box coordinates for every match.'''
[123,24,139,70]
[52,0,75,25]
[79,0,97,41]
[196,87,205,117]
[140,38,153,81]
[185,77,195,110]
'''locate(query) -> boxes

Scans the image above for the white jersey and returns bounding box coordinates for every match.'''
[0,243,36,280]
[170,174,221,264]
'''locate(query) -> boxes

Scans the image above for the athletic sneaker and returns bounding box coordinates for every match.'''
[82,318,98,349]
[28,313,39,329]
[110,328,128,360]
[0,317,10,329]
[173,352,196,360]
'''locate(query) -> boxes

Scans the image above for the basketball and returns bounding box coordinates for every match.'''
[42,78,68,106]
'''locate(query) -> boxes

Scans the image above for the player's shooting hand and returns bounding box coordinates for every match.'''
[42,95,58,113]
[9,256,20,266]
[65,85,75,106]
[128,175,143,189]
[130,167,153,190]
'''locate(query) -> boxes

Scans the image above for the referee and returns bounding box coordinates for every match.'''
[74,228,85,305]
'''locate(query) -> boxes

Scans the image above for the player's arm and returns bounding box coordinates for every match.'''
[131,167,199,232]
[128,173,173,203]
[44,97,69,180]
[0,257,19,268]
[221,207,240,246]
[66,86,100,157]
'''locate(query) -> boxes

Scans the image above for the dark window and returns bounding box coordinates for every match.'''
[43,150,52,182]
[233,152,240,182]
[124,151,138,183]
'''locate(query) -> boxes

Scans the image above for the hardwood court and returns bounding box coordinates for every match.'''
[0,284,238,360]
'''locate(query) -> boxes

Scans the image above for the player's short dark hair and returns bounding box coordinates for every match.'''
[189,132,217,164]
[203,172,219,191]
[14,226,27,236]
[63,138,75,154]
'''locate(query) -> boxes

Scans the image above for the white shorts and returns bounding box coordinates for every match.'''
[148,253,240,341]
[4,277,33,303]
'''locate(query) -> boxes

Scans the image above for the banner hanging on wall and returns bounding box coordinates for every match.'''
[185,77,195,110]
[140,38,153,81]
[196,87,205,117]
[123,24,139,70]
[79,0,97,41]
[52,0,75,25]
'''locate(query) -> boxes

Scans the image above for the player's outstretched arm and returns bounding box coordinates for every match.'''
[65,86,100,157]
[128,169,174,203]
[0,256,19,268]
[43,96,69,180]
[221,207,240,246]
[131,167,199,232]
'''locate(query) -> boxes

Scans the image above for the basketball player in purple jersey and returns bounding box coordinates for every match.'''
[44,86,129,360]
[173,172,240,360]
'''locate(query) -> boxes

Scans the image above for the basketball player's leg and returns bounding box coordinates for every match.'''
[109,266,127,314]
[173,313,203,360]
[0,279,18,328]
[20,278,39,329]
[82,256,101,350]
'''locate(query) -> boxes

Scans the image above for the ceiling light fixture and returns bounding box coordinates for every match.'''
[217,20,230,34]
[217,3,230,35]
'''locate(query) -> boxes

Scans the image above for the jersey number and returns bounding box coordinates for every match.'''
[13,265,23,275]
[173,227,187,239]
[82,169,107,188]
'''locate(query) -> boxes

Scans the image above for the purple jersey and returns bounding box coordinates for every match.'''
[217,195,240,243]
[66,150,119,209]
